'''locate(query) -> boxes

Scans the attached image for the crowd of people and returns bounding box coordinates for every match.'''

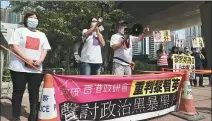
[6,11,210,121]
[156,44,211,87]
[7,11,150,121]
[79,18,149,75]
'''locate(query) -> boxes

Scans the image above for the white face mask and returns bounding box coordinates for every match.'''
[27,18,38,29]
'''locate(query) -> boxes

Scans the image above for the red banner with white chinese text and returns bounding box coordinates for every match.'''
[53,73,184,121]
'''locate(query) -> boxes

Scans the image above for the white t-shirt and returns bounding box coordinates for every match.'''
[80,29,102,64]
[110,33,138,65]
[8,27,51,73]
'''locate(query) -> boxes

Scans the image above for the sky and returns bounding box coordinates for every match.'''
[174,29,186,40]
[1,1,10,8]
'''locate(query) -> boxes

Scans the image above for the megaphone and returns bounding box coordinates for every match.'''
[124,23,144,36]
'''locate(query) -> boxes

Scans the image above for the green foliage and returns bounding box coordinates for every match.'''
[3,60,11,82]
[134,60,157,74]
[10,1,135,73]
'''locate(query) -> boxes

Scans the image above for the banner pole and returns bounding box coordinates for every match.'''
[0,44,41,72]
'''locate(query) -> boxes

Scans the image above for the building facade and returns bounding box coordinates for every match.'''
[132,24,202,60]
[132,37,151,57]
[132,41,142,55]
[1,8,23,24]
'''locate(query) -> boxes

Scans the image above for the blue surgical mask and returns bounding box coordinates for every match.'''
[27,18,38,29]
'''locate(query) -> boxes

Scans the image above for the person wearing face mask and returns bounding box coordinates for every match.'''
[182,47,192,56]
[156,43,168,71]
[181,47,194,85]
[8,12,51,121]
[201,48,212,86]
[168,46,178,69]
[80,18,105,75]
[110,20,149,75]
[191,48,205,87]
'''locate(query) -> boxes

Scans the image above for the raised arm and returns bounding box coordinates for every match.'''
[135,27,150,42]
[83,22,100,37]
[96,27,105,47]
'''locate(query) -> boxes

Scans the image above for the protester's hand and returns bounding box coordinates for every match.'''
[26,58,34,65]
[122,38,128,45]
[130,61,136,70]
[98,17,103,23]
[143,26,150,33]
[96,27,100,33]
[34,59,43,66]
[124,34,129,40]
[200,54,205,59]
[171,54,174,59]
[95,17,103,27]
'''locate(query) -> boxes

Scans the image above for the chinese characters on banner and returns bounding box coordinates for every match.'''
[192,37,204,48]
[38,88,57,119]
[59,93,177,121]
[175,39,184,48]
[130,77,181,97]
[172,54,195,79]
[52,75,183,121]
[153,30,171,43]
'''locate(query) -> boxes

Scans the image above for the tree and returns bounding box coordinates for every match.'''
[10,1,135,74]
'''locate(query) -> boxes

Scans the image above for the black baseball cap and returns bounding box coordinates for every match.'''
[118,20,128,25]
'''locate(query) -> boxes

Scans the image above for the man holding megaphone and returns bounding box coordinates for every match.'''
[79,17,105,75]
[110,20,149,75]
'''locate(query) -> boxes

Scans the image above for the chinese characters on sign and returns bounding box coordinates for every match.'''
[173,54,195,79]
[175,39,184,48]
[38,89,57,119]
[59,93,177,121]
[192,37,204,48]
[58,80,81,100]
[153,30,171,43]
[60,102,79,121]
[53,75,183,121]
[59,81,129,98]
[84,83,128,94]
[130,77,181,97]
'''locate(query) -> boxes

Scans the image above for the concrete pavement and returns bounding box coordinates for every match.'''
[1,81,211,121]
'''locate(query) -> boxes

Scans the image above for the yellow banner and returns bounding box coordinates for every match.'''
[172,54,195,79]
[173,54,195,65]
[129,77,182,97]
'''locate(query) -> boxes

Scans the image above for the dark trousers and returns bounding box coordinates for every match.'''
[191,73,204,86]
[10,70,44,121]
[80,62,101,75]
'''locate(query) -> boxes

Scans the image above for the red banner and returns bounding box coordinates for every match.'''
[52,73,184,121]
